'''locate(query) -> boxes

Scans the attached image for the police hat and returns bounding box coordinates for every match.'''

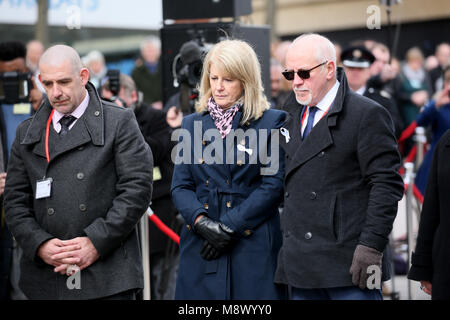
[341,46,375,68]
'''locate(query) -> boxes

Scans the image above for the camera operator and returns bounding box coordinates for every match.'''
[164,40,207,128]
[0,41,43,300]
[102,73,180,300]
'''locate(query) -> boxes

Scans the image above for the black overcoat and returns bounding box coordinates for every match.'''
[408,129,450,299]
[275,69,404,288]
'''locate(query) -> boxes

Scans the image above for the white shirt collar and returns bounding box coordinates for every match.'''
[355,85,366,96]
[315,80,340,112]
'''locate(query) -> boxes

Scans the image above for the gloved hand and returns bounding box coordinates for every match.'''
[200,240,221,261]
[194,215,237,253]
[349,244,383,289]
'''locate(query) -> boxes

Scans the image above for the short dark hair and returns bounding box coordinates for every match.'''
[0,41,26,62]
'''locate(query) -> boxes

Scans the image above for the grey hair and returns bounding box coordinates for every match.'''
[293,33,337,73]
[140,35,161,52]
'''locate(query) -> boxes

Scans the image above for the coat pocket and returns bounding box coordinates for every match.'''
[328,194,341,243]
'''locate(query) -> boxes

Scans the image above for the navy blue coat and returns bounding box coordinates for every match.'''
[171,107,287,300]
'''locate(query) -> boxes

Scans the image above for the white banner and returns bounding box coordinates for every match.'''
[0,0,162,30]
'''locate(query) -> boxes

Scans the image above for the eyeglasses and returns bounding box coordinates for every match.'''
[282,61,328,81]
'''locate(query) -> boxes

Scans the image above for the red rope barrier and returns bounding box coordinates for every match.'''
[398,121,418,143]
[147,209,180,245]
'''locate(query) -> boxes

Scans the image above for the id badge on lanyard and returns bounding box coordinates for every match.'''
[36,109,55,200]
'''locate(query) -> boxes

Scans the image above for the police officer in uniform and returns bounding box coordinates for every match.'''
[342,46,403,138]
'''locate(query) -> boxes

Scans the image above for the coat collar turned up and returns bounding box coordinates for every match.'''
[20,82,105,160]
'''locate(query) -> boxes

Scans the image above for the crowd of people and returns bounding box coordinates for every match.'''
[0,30,449,300]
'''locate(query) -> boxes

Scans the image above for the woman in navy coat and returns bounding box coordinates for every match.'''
[171,39,287,300]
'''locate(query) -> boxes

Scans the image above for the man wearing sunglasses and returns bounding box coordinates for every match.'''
[274,34,404,300]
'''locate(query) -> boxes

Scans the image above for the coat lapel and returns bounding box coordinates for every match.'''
[284,68,347,178]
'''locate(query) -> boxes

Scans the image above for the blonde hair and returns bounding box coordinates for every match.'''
[195,39,270,124]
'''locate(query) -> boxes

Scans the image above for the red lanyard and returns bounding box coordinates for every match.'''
[300,103,332,131]
[45,109,55,163]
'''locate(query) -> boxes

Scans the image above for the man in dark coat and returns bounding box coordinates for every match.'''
[131,36,162,109]
[408,129,450,300]
[275,34,404,300]
[3,45,153,300]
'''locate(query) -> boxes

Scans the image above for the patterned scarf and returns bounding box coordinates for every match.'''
[207,97,243,138]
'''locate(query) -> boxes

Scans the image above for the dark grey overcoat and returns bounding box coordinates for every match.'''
[275,69,405,289]
[4,82,153,299]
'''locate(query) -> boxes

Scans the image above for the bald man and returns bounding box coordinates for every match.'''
[4,45,153,300]
[275,34,404,300]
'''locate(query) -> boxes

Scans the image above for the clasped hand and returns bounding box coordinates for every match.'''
[194,215,237,261]
[37,237,99,275]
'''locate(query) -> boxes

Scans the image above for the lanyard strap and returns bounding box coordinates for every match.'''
[45,109,55,163]
[300,103,332,132]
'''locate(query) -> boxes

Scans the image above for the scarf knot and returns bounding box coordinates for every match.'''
[207,97,243,138]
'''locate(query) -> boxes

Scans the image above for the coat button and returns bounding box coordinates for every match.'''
[305,232,312,240]
[225,179,230,185]
[79,204,87,212]
[318,151,325,158]
[205,179,209,186]
[186,224,192,231]
[203,203,209,210]
[47,208,55,216]
[284,231,290,238]
[226,201,231,208]
[285,192,289,198]
[244,230,252,237]
[78,146,84,151]
[76,172,84,180]
[94,111,100,116]
[309,192,317,200]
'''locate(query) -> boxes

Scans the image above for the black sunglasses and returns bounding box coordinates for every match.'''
[282,61,328,81]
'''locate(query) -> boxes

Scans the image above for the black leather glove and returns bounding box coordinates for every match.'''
[194,215,237,253]
[349,244,383,289]
[200,240,221,261]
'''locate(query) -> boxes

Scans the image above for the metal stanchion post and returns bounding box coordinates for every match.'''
[404,162,415,300]
[139,208,152,300]
[414,127,426,170]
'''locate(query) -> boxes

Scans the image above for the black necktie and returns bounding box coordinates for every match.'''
[59,116,76,136]
[302,106,318,140]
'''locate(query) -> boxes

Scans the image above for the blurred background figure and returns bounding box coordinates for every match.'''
[368,42,399,98]
[269,58,283,108]
[414,65,450,196]
[395,47,433,128]
[102,73,180,300]
[26,40,45,94]
[429,42,450,93]
[342,45,403,138]
[25,40,44,74]
[132,35,163,110]
[82,50,107,91]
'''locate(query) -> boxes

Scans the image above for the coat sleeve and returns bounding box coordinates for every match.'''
[356,104,405,252]
[83,109,153,258]
[170,116,206,227]
[220,111,286,236]
[416,100,438,128]
[408,132,444,281]
[4,124,55,262]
